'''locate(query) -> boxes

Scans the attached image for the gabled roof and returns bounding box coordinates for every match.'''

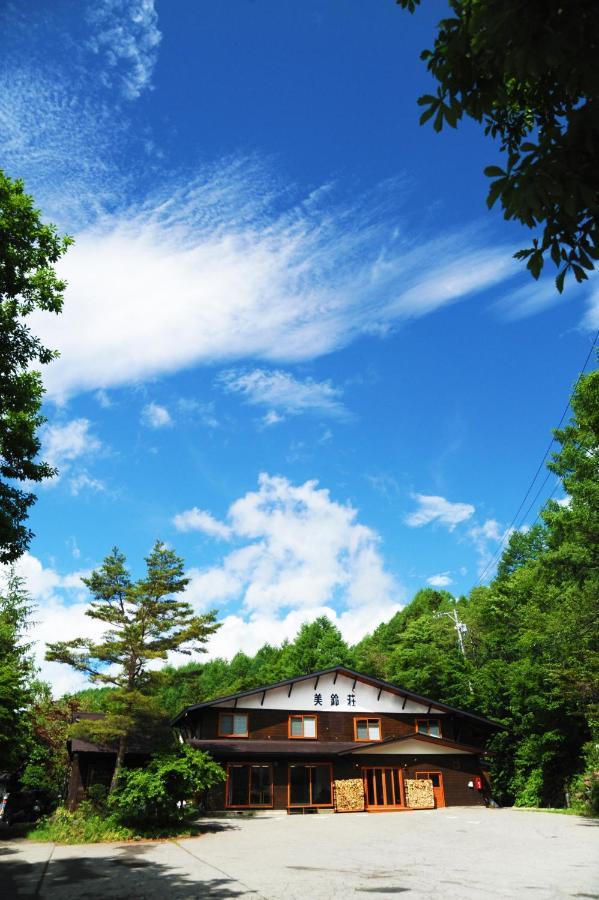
[337,731,485,755]
[171,665,504,729]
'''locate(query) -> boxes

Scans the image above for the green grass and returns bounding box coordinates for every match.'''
[514,806,593,817]
[26,804,205,844]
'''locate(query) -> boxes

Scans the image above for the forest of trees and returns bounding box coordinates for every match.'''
[4,363,594,815]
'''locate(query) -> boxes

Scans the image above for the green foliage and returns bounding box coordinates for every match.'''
[19,684,79,799]
[0,170,72,563]
[276,617,354,679]
[28,803,135,844]
[0,571,36,772]
[396,1,599,292]
[108,746,225,827]
[46,542,220,790]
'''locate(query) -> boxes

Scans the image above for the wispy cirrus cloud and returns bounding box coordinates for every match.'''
[405,493,475,531]
[28,161,521,401]
[218,368,349,423]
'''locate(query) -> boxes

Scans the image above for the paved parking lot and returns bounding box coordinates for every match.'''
[2,807,598,899]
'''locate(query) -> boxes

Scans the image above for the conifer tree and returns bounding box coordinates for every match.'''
[46,541,219,791]
[0,571,36,772]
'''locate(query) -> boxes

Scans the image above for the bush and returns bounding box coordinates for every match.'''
[27,803,135,843]
[108,746,225,828]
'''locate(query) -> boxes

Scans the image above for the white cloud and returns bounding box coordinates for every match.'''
[69,472,107,496]
[582,285,599,331]
[20,159,522,402]
[0,67,129,230]
[467,518,509,576]
[555,495,572,508]
[263,410,285,427]
[86,0,162,100]
[95,389,112,408]
[43,418,102,475]
[5,475,404,694]
[405,493,475,531]
[141,402,172,428]
[426,572,453,588]
[219,368,348,420]
[172,508,232,540]
[180,474,404,643]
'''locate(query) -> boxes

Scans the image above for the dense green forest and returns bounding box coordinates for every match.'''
[2,367,597,814]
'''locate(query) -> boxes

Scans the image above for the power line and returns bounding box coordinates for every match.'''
[473,329,599,587]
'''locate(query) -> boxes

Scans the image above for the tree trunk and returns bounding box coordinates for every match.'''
[109,734,127,795]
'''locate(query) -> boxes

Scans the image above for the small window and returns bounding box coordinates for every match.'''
[416,718,441,737]
[288,715,318,739]
[219,712,249,737]
[354,718,382,741]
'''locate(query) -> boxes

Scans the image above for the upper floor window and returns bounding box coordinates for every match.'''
[416,718,441,737]
[219,712,249,737]
[289,714,317,739]
[354,717,381,741]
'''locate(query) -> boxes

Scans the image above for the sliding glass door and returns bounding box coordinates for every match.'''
[226,764,273,808]
[288,764,333,807]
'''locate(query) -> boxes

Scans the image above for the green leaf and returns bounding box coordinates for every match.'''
[484,166,505,178]
[526,252,544,279]
[419,105,437,126]
[555,268,566,293]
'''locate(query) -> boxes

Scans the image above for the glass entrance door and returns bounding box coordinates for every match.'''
[363,767,405,809]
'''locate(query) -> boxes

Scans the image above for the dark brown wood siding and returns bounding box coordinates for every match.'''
[193,708,464,742]
[199,752,485,810]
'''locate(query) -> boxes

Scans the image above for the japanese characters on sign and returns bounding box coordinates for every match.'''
[314,692,356,707]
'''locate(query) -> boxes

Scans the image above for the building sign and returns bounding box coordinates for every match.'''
[314,692,355,707]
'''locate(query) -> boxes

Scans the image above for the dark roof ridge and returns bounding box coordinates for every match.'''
[170,665,505,729]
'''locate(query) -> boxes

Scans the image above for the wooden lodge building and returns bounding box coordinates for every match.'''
[170,666,502,813]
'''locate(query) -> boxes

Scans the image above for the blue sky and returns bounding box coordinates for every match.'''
[1,1,597,694]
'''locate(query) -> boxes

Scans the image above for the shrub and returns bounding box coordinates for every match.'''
[28,803,134,843]
[108,746,225,827]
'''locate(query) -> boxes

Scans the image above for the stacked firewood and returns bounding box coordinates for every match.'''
[334,778,365,812]
[404,778,434,808]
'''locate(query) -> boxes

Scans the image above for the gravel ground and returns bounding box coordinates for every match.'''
[1,807,598,899]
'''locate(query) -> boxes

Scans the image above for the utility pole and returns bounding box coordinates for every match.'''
[437,607,468,657]
[436,605,473,694]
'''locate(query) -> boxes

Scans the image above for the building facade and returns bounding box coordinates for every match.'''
[173,666,501,813]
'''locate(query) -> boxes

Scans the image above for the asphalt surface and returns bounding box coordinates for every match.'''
[1,807,598,899]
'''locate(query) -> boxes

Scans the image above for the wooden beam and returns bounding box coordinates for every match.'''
[427,705,432,714]
[288,682,294,697]
[352,678,357,691]
[402,696,407,710]
[234,698,238,708]
[333,671,338,684]
[261,691,266,706]
[377,688,382,701]
[314,676,320,690]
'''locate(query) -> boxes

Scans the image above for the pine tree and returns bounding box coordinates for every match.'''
[46,541,220,791]
[0,571,36,772]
